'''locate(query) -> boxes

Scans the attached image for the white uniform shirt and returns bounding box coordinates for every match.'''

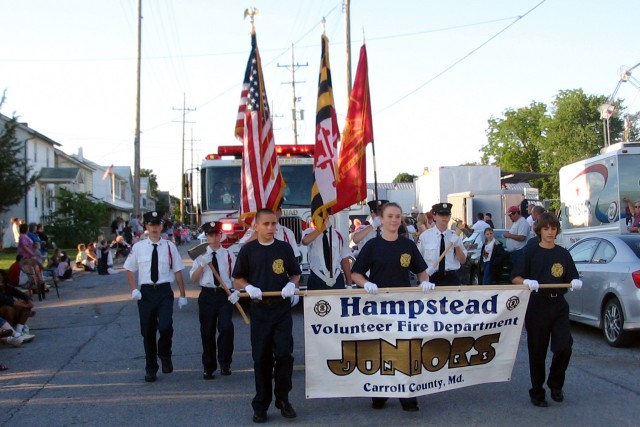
[189,245,235,288]
[506,217,530,252]
[417,227,467,271]
[302,227,352,281]
[239,224,301,257]
[353,224,380,249]
[124,238,185,285]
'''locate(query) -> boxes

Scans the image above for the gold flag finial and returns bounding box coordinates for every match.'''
[244,7,260,33]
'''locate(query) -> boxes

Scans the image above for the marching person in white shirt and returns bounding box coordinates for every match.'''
[125,211,187,383]
[238,201,301,259]
[417,203,467,285]
[190,221,238,380]
[350,200,388,252]
[301,215,352,290]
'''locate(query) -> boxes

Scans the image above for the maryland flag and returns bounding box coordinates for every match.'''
[333,44,373,212]
[235,31,284,224]
[310,34,339,232]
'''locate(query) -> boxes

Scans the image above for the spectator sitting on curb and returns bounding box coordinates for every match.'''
[0,316,27,348]
[0,270,36,343]
[56,253,73,281]
[76,244,96,271]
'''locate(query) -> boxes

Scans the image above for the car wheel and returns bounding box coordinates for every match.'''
[602,298,630,347]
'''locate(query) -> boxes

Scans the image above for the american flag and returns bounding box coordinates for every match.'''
[236,32,284,223]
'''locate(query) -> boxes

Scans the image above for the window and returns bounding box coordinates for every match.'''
[592,240,616,264]
[569,239,600,263]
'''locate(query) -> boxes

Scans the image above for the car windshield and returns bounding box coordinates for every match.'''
[618,235,640,259]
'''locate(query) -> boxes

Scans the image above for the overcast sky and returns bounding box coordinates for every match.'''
[2,0,639,197]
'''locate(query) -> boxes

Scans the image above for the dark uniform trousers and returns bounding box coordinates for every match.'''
[250,298,294,413]
[430,270,461,286]
[525,293,573,401]
[138,283,174,374]
[198,286,234,372]
[306,271,345,291]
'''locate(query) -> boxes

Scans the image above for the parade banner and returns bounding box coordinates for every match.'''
[303,288,530,398]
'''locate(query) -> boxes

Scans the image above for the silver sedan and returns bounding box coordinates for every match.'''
[566,234,640,347]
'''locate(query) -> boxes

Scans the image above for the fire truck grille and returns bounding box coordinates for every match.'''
[279,216,302,243]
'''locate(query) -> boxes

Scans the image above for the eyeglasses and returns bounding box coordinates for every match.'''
[635,205,640,209]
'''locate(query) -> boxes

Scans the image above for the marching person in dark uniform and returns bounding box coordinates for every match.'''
[189,221,238,380]
[512,212,582,407]
[417,203,467,285]
[351,202,433,412]
[232,208,301,423]
[124,211,187,383]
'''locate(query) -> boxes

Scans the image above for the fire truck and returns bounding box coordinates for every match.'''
[199,144,315,270]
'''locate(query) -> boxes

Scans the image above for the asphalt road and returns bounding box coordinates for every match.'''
[1,245,639,427]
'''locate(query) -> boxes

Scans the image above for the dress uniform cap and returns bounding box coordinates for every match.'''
[431,203,453,215]
[143,211,164,225]
[367,200,389,212]
[202,221,222,234]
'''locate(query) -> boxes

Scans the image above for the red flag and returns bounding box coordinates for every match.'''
[102,164,114,181]
[310,34,339,231]
[236,31,284,224]
[333,44,373,212]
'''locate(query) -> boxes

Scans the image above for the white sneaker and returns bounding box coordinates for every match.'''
[20,333,36,343]
[22,325,30,335]
[2,335,23,347]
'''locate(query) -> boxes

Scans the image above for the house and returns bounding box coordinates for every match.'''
[0,113,63,226]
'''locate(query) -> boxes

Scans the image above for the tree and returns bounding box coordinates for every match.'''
[0,116,38,213]
[392,172,417,183]
[46,189,110,248]
[140,168,158,198]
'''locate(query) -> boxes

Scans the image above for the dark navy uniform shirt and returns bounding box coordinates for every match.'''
[232,239,301,292]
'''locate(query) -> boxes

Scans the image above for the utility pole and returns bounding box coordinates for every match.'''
[173,93,195,225]
[133,0,142,217]
[278,43,307,145]
[188,128,201,226]
[344,0,352,98]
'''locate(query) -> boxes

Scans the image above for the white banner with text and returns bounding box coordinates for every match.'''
[303,288,530,399]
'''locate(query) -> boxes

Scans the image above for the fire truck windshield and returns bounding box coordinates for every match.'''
[201,164,314,211]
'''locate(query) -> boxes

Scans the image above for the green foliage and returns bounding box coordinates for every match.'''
[0,116,38,213]
[46,189,110,248]
[392,172,417,183]
[140,168,158,197]
[480,89,630,202]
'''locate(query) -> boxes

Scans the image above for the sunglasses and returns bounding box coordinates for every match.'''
[635,205,640,208]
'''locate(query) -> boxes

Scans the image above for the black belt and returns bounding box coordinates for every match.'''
[142,282,170,289]
[533,291,565,298]
[254,296,284,306]
[201,286,225,293]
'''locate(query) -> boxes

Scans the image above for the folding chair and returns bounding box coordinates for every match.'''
[19,258,59,301]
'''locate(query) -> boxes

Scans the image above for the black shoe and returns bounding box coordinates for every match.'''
[252,411,267,423]
[161,359,173,374]
[402,403,419,412]
[275,400,297,418]
[203,371,214,380]
[550,389,564,402]
[220,367,232,376]
[371,399,386,410]
[530,397,548,407]
[144,373,157,382]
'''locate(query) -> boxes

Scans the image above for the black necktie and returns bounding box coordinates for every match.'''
[322,231,332,273]
[439,234,446,275]
[211,251,220,285]
[151,243,159,283]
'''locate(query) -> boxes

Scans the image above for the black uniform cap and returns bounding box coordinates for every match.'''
[143,211,164,225]
[202,221,222,234]
[431,203,453,215]
[367,200,389,213]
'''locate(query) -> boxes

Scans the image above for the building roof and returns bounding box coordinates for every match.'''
[38,167,80,183]
[500,171,552,184]
[367,182,415,190]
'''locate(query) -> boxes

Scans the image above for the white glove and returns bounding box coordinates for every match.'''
[131,289,142,300]
[426,266,438,276]
[245,284,262,300]
[281,282,297,298]
[523,279,540,292]
[570,279,583,291]
[228,290,240,304]
[290,294,300,307]
[199,253,212,268]
[364,281,378,295]
[420,281,436,293]
[449,234,461,247]
[178,297,188,309]
[371,217,382,228]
